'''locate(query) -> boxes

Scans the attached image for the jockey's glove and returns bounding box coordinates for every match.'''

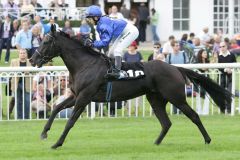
[83,38,93,47]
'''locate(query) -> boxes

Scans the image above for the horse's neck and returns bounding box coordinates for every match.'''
[58,40,103,74]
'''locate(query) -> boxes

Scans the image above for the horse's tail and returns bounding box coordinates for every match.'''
[177,67,233,112]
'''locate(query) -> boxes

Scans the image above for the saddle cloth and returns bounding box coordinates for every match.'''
[120,62,145,80]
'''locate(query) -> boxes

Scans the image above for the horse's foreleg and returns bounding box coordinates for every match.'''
[41,95,75,140]
[146,93,170,145]
[178,103,211,144]
[51,105,85,149]
[51,93,91,149]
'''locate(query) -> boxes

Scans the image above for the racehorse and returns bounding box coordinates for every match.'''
[30,25,232,149]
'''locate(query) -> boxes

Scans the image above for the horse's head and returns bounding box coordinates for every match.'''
[30,24,60,67]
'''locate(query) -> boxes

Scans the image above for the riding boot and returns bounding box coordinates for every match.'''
[105,56,128,80]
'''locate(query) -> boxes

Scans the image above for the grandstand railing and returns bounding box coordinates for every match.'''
[0,63,240,121]
[1,7,87,20]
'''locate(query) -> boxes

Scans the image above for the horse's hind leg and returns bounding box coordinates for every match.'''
[177,102,211,144]
[41,95,75,140]
[146,93,171,145]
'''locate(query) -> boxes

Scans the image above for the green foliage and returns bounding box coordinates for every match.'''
[0,116,240,160]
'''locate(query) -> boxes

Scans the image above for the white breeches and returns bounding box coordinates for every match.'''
[108,22,139,57]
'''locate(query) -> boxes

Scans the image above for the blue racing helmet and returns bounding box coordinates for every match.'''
[85,5,102,18]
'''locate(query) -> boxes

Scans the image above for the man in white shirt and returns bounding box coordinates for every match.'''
[162,35,175,57]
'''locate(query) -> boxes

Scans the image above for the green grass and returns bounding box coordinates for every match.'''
[0,116,240,160]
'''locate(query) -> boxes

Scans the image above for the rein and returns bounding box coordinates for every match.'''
[36,33,60,64]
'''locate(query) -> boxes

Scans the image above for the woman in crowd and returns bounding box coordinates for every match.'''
[195,49,210,115]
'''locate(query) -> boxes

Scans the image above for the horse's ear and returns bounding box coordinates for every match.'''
[51,24,56,33]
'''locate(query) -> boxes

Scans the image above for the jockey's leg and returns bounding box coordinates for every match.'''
[106,22,139,80]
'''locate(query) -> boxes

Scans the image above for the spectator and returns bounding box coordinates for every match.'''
[148,42,164,61]
[48,0,61,20]
[180,33,195,63]
[224,37,231,50]
[128,10,139,27]
[109,5,124,19]
[162,35,175,57]
[218,41,236,113]
[62,20,74,37]
[31,0,42,12]
[15,21,32,58]
[47,17,59,30]
[31,25,42,55]
[205,38,214,59]
[123,41,143,62]
[120,4,130,19]
[193,37,205,58]
[33,72,51,92]
[198,27,211,46]
[0,14,13,63]
[212,35,221,56]
[230,38,239,49]
[150,8,159,43]
[33,15,44,38]
[10,49,32,119]
[48,0,58,8]
[166,41,189,65]
[21,0,35,19]
[3,0,19,20]
[53,75,69,98]
[53,88,73,118]
[138,3,149,43]
[188,32,195,44]
[107,7,112,15]
[166,41,189,114]
[11,19,20,48]
[179,33,188,51]
[31,84,51,118]
[195,49,210,115]
[79,19,91,39]
[58,0,68,7]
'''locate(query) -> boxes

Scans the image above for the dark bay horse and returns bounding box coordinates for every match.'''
[30,25,232,149]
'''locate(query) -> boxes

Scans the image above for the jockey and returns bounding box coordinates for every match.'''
[84,5,139,80]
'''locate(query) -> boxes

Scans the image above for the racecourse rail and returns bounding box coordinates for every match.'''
[0,63,240,121]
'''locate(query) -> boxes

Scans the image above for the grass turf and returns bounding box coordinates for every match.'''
[0,115,240,160]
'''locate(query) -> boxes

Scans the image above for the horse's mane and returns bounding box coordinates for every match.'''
[58,30,109,59]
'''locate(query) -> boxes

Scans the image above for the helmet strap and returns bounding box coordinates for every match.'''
[93,17,100,23]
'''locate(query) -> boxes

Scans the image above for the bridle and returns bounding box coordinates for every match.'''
[35,33,60,64]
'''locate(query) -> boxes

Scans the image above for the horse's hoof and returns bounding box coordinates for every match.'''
[51,143,61,149]
[154,140,161,145]
[40,132,48,140]
[205,138,211,144]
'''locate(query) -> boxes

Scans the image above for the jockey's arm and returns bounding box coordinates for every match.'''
[93,24,113,48]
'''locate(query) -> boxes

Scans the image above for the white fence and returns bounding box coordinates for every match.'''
[0,63,240,121]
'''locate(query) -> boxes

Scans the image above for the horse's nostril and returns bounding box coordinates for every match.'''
[29,58,33,63]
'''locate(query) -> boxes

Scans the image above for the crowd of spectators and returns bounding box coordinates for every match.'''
[148,27,240,114]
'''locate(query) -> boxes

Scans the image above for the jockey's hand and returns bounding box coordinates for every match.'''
[83,38,93,47]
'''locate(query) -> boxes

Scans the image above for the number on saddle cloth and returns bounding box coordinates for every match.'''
[119,62,145,80]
